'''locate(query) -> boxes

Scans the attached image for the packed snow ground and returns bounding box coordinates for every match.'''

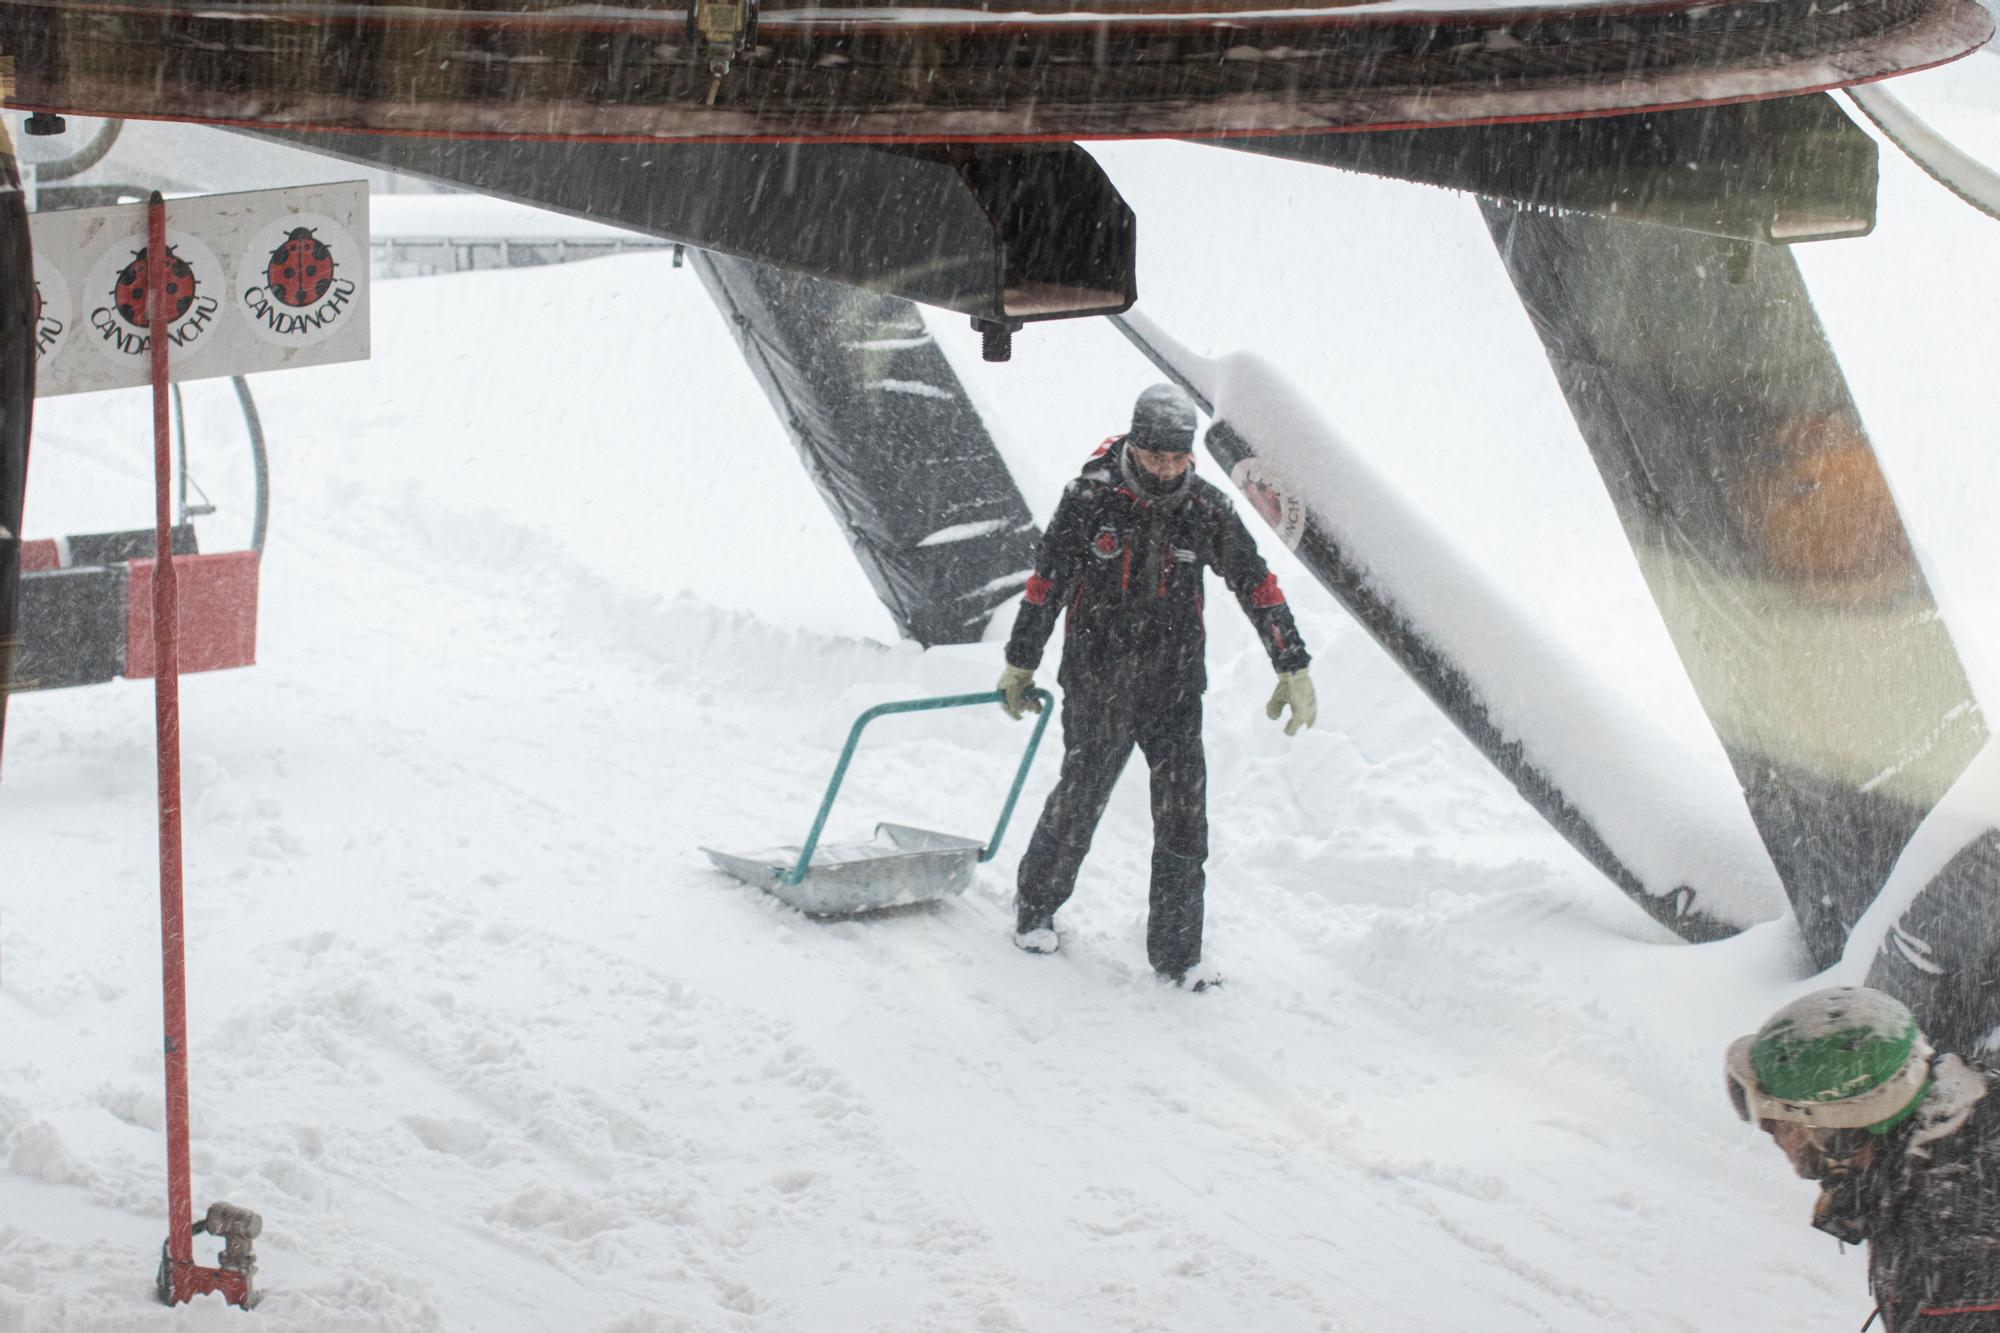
[5,63,2000,1330]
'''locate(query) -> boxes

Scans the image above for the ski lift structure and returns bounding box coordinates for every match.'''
[6,8,2000,1319]
[10,373,266,695]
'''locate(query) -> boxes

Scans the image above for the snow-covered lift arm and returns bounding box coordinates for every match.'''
[1109,311,1762,943]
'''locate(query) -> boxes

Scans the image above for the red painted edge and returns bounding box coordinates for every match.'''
[0,65,1954,147]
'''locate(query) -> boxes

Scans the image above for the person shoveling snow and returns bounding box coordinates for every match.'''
[996,384,1315,991]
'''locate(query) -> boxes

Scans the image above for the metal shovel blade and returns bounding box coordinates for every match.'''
[702,823,983,916]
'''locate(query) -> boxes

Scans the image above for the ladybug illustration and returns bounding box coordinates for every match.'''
[265,227,335,308]
[1244,479,1285,531]
[112,246,197,328]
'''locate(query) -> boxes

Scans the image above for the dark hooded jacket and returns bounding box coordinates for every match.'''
[1004,437,1309,695]
[1816,1055,2000,1329]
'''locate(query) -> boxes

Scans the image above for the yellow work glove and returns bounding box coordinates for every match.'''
[1265,669,1316,736]
[998,664,1042,720]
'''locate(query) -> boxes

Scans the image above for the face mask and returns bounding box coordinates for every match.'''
[1120,443,1191,502]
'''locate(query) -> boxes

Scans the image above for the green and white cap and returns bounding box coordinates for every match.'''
[1726,987,1934,1133]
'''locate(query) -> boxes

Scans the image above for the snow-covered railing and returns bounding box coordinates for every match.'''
[371,234,672,278]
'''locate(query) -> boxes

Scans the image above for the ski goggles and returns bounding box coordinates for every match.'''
[1725,1034,1933,1132]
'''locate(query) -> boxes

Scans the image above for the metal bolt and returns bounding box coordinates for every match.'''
[976,319,1013,363]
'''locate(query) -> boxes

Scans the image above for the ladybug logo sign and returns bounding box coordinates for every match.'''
[1228,458,1308,552]
[27,183,369,396]
[239,212,363,348]
[82,230,225,362]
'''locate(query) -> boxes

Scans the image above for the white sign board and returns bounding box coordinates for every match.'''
[28,180,370,398]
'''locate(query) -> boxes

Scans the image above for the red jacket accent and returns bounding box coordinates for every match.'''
[1249,572,1286,609]
[1024,572,1054,605]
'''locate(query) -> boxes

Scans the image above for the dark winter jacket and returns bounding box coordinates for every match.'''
[1822,1055,2000,1330]
[1005,437,1309,695]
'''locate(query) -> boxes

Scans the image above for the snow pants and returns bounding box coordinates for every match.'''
[1016,687,1209,976]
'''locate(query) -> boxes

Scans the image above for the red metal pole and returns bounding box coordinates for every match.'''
[147,192,194,1292]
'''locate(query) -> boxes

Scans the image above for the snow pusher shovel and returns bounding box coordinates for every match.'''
[702,689,1052,915]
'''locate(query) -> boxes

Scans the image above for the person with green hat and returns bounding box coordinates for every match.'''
[1726,986,2000,1329]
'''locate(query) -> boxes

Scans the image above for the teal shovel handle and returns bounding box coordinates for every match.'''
[780,688,1054,886]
